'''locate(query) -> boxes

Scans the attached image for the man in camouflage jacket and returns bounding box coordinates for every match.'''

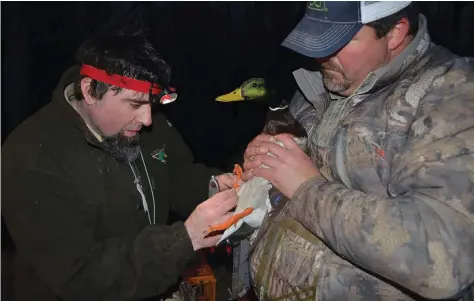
[244,2,474,300]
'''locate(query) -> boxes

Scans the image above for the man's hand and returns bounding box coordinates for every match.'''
[215,173,244,191]
[243,134,322,198]
[184,189,238,250]
[242,134,276,181]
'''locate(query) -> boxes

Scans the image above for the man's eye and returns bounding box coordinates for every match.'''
[129,103,141,109]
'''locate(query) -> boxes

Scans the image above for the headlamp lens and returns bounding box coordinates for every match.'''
[160,92,177,104]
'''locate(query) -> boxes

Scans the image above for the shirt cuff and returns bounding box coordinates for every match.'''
[167,221,197,263]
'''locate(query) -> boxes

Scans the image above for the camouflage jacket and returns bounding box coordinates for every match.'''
[288,15,474,301]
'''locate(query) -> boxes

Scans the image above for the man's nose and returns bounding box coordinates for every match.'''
[138,106,152,127]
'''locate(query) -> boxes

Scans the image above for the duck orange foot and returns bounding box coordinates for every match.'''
[233,164,243,189]
[204,207,254,235]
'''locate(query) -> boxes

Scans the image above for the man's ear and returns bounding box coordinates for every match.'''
[387,17,410,52]
[80,78,98,105]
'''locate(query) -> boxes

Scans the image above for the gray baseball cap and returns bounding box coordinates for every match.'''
[282,1,412,58]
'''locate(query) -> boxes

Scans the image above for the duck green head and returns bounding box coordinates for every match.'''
[216,78,267,102]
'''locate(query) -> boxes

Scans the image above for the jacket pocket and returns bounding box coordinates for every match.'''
[250,214,327,301]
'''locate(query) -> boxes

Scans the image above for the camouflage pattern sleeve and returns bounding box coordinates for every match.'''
[289,89,329,136]
[289,71,474,299]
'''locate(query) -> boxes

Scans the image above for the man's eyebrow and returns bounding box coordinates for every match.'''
[123,98,150,104]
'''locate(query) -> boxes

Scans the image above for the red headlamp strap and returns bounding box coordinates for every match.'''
[80,64,163,95]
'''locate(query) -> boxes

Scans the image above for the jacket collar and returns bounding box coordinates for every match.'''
[51,65,105,149]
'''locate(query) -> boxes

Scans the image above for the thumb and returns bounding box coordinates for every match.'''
[206,189,236,206]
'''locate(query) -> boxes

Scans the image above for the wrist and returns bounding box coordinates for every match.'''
[292,176,327,201]
[184,219,199,251]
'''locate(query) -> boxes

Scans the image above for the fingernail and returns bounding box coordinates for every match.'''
[269,136,276,141]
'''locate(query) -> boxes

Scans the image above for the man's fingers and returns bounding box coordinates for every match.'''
[254,134,275,144]
[246,145,269,159]
[242,170,253,182]
[243,159,261,171]
[214,194,238,215]
[258,141,288,159]
[216,173,235,189]
[275,134,300,151]
[252,167,275,182]
[206,189,236,206]
[244,134,275,159]
[253,155,281,169]
[202,235,221,246]
[217,212,236,224]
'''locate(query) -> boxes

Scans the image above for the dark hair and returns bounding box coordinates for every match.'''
[366,4,419,39]
[72,28,170,102]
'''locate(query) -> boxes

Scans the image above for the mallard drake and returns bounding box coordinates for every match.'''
[207,78,308,244]
[216,77,306,137]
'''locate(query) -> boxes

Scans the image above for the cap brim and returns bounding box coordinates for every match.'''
[282,16,362,58]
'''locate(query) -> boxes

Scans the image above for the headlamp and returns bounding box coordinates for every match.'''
[80,64,178,105]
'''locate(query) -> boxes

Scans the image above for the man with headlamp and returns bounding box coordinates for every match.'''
[2,29,239,301]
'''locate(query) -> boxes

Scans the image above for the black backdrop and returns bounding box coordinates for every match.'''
[2,1,309,171]
[3,1,474,171]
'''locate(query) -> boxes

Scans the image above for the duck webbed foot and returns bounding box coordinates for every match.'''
[232,164,243,189]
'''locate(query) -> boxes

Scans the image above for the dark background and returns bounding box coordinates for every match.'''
[2,1,474,300]
[3,2,474,171]
[2,1,312,171]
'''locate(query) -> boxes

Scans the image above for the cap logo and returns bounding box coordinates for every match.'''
[307,1,328,12]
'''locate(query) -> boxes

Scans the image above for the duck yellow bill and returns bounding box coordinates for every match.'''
[215,88,244,102]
